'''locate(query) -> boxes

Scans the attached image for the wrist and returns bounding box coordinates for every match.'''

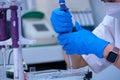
[103,44,114,58]
[104,44,120,69]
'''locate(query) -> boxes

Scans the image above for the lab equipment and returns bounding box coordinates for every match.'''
[58,22,110,58]
[59,0,73,70]
[71,10,95,31]
[71,11,95,26]
[25,0,36,10]
[26,69,92,80]
[0,67,4,80]
[0,2,8,80]
[0,0,35,80]
[22,11,57,46]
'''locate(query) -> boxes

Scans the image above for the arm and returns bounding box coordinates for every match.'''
[62,50,88,69]
[50,7,120,70]
[62,44,120,70]
[59,22,120,70]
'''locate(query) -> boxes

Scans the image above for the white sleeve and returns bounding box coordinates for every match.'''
[82,20,111,73]
[82,54,110,73]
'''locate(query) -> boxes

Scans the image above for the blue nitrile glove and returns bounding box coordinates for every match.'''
[50,8,73,33]
[58,22,110,58]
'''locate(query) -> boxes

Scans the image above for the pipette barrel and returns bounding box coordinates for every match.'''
[59,0,73,70]
[10,5,19,48]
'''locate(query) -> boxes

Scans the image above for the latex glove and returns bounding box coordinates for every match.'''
[50,8,73,33]
[58,22,110,58]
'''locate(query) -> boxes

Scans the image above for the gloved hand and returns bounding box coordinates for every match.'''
[50,8,73,33]
[58,22,110,58]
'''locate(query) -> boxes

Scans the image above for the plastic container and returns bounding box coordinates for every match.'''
[26,69,87,80]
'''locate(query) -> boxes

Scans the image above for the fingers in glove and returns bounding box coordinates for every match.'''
[51,18,73,33]
[59,39,68,45]
[52,8,72,17]
[66,50,74,55]
[51,13,73,23]
[75,21,83,31]
[58,34,69,41]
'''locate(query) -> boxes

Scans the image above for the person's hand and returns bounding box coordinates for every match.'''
[50,8,73,33]
[58,22,110,58]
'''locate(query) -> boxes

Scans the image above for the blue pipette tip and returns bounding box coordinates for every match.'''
[59,0,68,11]
[59,0,65,3]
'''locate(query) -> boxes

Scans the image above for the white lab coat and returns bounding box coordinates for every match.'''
[82,15,120,73]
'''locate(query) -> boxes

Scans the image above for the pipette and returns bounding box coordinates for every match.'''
[59,0,68,11]
[59,0,73,70]
[0,2,8,80]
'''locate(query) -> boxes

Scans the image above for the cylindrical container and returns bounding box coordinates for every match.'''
[0,8,8,41]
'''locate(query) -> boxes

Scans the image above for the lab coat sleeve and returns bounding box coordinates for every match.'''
[82,19,111,73]
[82,54,110,73]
